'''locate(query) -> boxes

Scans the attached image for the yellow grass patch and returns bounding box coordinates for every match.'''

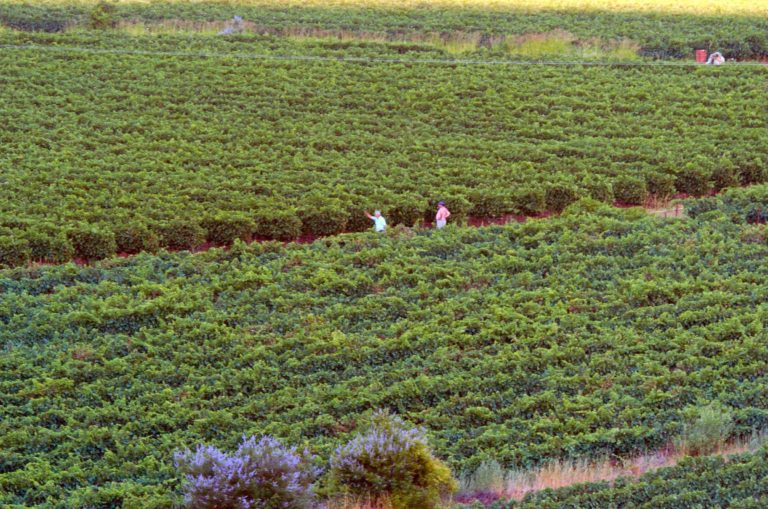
[11,0,768,16]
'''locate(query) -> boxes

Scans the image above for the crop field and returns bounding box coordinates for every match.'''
[0,31,766,264]
[4,192,768,506]
[2,1,768,508]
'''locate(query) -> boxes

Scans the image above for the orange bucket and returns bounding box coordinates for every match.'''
[695,49,708,63]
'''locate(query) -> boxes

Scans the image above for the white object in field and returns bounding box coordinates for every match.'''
[706,52,725,65]
[218,16,244,36]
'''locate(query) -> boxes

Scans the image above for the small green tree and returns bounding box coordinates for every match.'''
[89,1,117,29]
[329,410,457,509]
[677,402,734,456]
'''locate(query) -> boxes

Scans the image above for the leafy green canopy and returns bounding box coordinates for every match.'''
[3,199,768,507]
[0,31,765,261]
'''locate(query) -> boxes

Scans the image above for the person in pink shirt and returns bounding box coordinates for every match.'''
[435,201,451,228]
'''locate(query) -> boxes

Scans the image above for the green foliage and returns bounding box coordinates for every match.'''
[544,183,579,213]
[254,208,302,240]
[115,222,161,254]
[0,236,30,268]
[23,229,74,263]
[513,187,547,215]
[469,190,511,218]
[89,0,116,29]
[676,161,714,197]
[67,225,117,260]
[157,219,206,251]
[330,410,457,509]
[582,176,613,204]
[298,204,349,237]
[677,402,735,456]
[645,172,676,199]
[613,175,648,205]
[201,213,255,245]
[4,0,768,58]
[389,196,427,227]
[712,156,740,191]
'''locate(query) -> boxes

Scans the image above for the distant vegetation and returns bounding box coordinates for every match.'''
[1,0,768,58]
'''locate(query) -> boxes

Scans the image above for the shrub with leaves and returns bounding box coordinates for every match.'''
[0,236,30,268]
[582,176,614,204]
[677,402,734,456]
[676,161,714,197]
[513,186,547,215]
[67,225,117,261]
[614,175,648,205]
[254,208,302,241]
[201,213,256,245]
[330,410,457,509]
[545,183,579,213]
[114,222,160,254]
[23,229,74,263]
[174,435,321,509]
[89,1,116,29]
[645,172,676,200]
[298,204,349,237]
[389,195,428,227]
[157,219,206,251]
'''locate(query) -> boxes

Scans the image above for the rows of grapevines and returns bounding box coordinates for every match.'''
[0,31,765,264]
[1,0,767,59]
[3,198,768,507]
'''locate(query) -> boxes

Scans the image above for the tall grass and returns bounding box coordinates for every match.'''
[504,30,641,60]
[106,21,642,59]
[457,430,768,504]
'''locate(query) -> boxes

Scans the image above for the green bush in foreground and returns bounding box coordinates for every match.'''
[677,402,735,456]
[330,411,457,509]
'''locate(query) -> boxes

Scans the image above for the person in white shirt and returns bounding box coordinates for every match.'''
[364,210,387,232]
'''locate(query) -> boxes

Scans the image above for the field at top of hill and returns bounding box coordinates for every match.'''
[0,30,766,265]
[4,190,768,507]
[1,0,768,59]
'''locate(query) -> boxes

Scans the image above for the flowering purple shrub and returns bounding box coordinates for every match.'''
[174,435,321,509]
[329,410,457,509]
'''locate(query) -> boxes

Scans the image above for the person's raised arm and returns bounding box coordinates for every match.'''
[364,210,373,219]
